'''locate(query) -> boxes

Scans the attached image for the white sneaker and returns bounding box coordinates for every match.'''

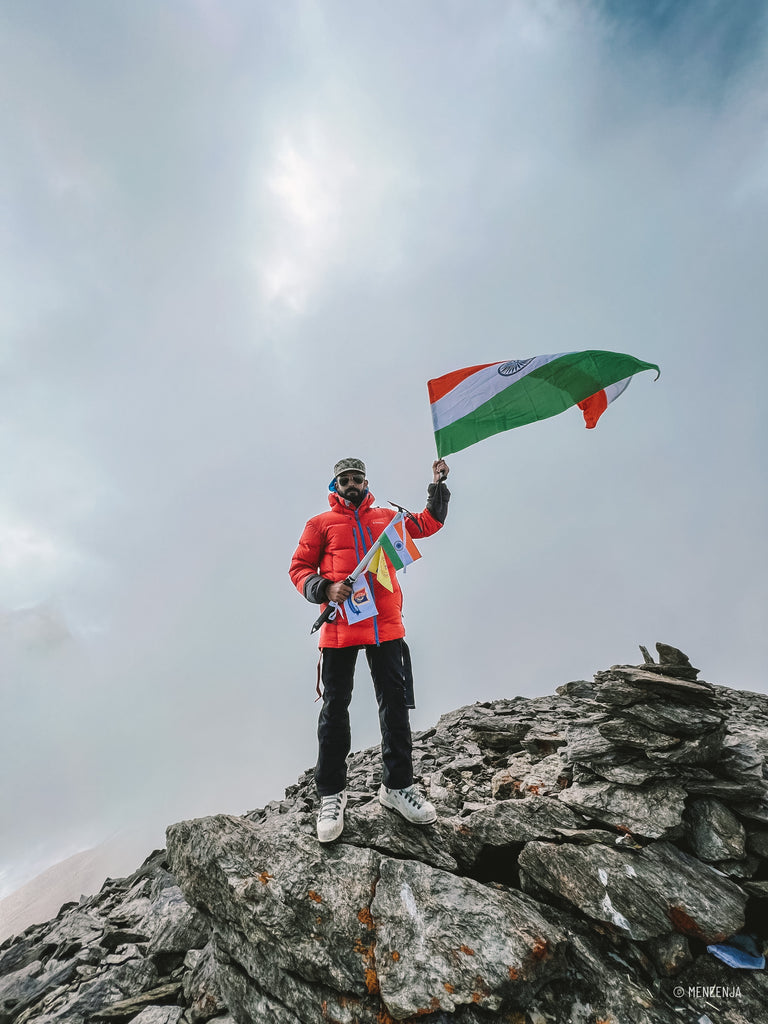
[379,784,437,825]
[317,791,347,843]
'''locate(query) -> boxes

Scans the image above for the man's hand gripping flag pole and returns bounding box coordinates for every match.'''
[310,513,407,635]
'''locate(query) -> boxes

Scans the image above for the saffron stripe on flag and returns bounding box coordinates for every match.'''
[394,518,421,561]
[427,361,501,404]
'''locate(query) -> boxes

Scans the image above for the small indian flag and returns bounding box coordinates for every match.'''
[428,350,660,457]
[380,516,421,572]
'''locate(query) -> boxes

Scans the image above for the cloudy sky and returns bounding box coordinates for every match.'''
[2,0,766,898]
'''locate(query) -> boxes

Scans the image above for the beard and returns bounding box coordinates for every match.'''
[340,486,364,506]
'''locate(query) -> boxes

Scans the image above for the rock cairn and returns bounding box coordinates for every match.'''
[2,645,767,1024]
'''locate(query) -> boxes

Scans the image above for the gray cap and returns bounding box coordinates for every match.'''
[333,458,366,478]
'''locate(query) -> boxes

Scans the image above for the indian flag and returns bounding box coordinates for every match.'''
[380,516,421,572]
[428,350,660,457]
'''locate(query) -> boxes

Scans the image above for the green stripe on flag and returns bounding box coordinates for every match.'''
[434,351,658,457]
[380,532,405,571]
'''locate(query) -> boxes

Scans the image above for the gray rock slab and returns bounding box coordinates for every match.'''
[457,797,589,852]
[0,959,79,1021]
[129,1009,184,1024]
[518,840,746,942]
[94,981,182,1020]
[437,705,532,752]
[677,769,765,801]
[562,720,615,762]
[167,813,381,1005]
[643,727,726,765]
[646,932,693,977]
[593,667,718,706]
[559,779,687,838]
[337,798,459,872]
[371,857,569,1019]
[590,761,673,787]
[684,797,746,862]
[40,911,105,951]
[182,940,226,1023]
[711,855,760,878]
[0,958,43,1005]
[106,896,152,929]
[40,958,158,1023]
[597,718,681,751]
[717,741,766,783]
[140,886,209,956]
[619,700,723,737]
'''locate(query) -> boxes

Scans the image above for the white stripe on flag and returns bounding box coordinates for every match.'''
[604,376,632,405]
[430,353,567,432]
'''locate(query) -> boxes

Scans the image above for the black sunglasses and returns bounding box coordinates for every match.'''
[337,473,365,486]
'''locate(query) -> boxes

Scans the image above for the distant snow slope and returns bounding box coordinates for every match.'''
[0,831,158,942]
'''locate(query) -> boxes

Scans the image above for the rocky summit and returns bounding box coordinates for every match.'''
[2,645,768,1024]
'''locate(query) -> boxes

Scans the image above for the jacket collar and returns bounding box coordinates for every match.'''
[328,490,375,515]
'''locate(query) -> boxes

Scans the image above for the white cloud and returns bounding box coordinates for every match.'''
[256,120,360,310]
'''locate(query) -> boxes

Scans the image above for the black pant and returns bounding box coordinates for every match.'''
[315,639,413,796]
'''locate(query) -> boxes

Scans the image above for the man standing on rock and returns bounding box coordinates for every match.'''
[289,457,450,843]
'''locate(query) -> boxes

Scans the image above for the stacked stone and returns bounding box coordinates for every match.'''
[0,851,231,1024]
[516,645,768,1015]
[556,645,767,869]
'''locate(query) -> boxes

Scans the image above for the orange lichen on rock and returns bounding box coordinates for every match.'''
[459,944,475,956]
[508,965,520,981]
[413,997,442,1017]
[443,982,455,993]
[353,937,379,994]
[358,907,375,929]
[530,938,549,961]
[364,966,379,994]
[308,890,322,903]
[257,870,274,886]
[391,950,400,961]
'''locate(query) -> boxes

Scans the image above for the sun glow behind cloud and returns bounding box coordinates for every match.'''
[255,121,361,311]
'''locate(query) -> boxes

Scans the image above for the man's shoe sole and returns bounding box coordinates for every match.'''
[379,789,437,825]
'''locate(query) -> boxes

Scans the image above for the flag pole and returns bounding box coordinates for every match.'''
[309,513,405,635]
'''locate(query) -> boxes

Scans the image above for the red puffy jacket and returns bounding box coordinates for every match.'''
[289,490,444,647]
